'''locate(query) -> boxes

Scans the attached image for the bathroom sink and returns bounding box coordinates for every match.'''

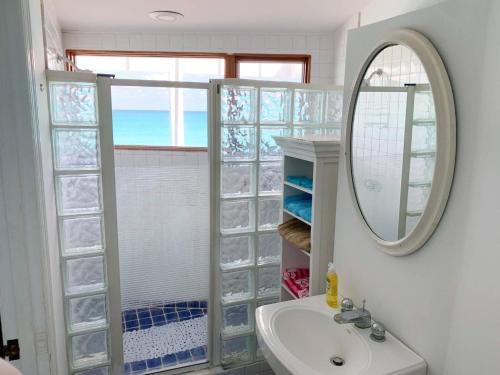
[256,295,426,375]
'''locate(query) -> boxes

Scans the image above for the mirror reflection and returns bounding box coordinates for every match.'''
[351,44,436,241]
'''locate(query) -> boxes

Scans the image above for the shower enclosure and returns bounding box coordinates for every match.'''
[45,70,341,374]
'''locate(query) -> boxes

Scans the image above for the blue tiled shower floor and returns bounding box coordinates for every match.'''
[122,301,208,374]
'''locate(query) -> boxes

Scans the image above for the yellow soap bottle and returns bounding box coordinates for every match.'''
[326,262,338,308]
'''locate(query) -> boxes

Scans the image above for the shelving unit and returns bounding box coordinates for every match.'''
[274,135,340,301]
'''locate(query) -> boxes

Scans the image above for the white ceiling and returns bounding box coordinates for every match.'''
[53,0,372,33]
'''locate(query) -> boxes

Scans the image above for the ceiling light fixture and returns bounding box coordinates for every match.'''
[149,10,184,22]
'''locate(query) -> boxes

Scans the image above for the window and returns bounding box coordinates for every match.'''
[70,53,221,147]
[235,54,310,83]
[238,61,304,82]
[111,86,208,147]
[67,51,310,83]
[66,51,310,148]
[73,54,225,82]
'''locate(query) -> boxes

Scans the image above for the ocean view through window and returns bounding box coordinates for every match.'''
[111,109,207,147]
[75,55,222,147]
[111,85,209,147]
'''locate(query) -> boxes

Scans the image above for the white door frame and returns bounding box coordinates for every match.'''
[0,0,55,373]
[98,76,214,374]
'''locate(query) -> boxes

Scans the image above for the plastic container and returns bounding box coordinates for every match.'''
[325,262,338,308]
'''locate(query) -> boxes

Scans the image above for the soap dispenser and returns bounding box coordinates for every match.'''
[326,262,338,308]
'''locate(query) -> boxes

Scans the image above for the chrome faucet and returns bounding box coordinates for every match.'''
[334,299,371,329]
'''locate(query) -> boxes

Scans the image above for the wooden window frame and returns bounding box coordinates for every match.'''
[66,49,311,83]
[66,50,311,151]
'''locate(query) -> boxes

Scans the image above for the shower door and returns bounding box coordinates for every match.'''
[98,77,213,375]
[211,79,342,368]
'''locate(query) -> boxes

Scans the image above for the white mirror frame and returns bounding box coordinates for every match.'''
[345,28,456,256]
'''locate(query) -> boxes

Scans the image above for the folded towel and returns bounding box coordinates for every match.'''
[284,193,311,204]
[284,194,312,223]
[283,268,310,280]
[283,268,310,298]
[278,219,311,251]
[297,206,312,223]
[287,176,313,189]
[283,278,309,298]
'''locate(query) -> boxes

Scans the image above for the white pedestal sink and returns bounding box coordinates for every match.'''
[256,295,426,375]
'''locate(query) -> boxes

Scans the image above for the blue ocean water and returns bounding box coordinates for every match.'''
[112,110,208,147]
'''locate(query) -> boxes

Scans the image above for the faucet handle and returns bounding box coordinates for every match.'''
[340,297,354,312]
[370,321,386,342]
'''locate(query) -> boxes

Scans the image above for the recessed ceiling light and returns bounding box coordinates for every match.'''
[149,10,184,22]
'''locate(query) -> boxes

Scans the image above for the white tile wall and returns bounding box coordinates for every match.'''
[62,31,336,84]
[330,14,359,85]
[42,0,64,69]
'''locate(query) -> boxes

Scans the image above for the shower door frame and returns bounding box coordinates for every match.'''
[97,76,214,374]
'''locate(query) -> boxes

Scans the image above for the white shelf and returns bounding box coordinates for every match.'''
[297,248,311,257]
[275,136,340,298]
[283,209,311,226]
[281,237,310,257]
[295,247,311,257]
[284,181,313,194]
[281,282,299,300]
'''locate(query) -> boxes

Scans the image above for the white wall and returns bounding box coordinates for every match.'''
[42,0,64,69]
[443,1,500,372]
[334,1,499,374]
[330,0,446,85]
[360,0,447,25]
[62,31,336,83]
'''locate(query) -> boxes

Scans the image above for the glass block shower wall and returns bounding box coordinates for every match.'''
[48,78,112,374]
[215,82,342,368]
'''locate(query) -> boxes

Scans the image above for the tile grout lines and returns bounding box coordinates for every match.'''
[122,300,209,374]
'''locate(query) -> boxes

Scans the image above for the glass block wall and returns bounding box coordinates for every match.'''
[217,83,342,368]
[48,79,111,374]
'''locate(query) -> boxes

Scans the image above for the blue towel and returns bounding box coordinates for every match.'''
[297,206,312,223]
[284,194,311,204]
[287,176,313,189]
[284,194,312,222]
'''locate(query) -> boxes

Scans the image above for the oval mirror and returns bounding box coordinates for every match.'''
[346,29,455,255]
